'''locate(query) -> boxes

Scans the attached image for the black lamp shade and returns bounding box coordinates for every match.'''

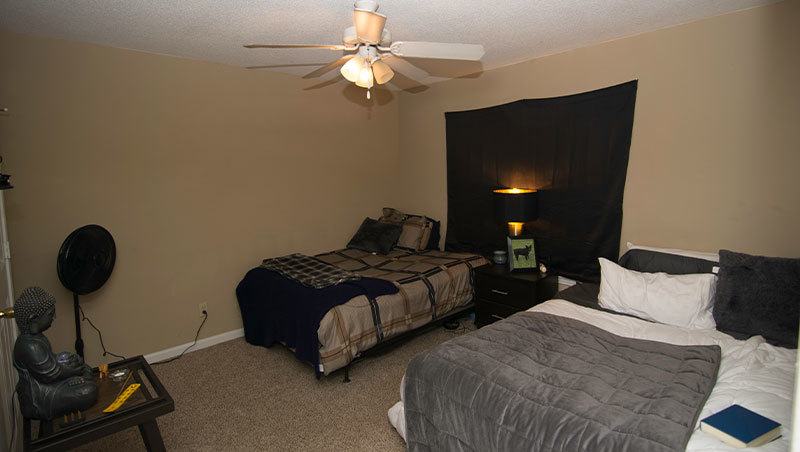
[493,189,538,223]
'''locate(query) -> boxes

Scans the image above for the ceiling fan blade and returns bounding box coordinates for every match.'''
[380,55,430,84]
[244,44,348,50]
[246,63,332,70]
[303,55,355,79]
[388,41,485,61]
[389,71,429,94]
[353,9,386,44]
[303,77,344,91]
[379,56,429,93]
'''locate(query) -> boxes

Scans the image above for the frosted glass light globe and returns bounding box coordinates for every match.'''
[340,56,365,83]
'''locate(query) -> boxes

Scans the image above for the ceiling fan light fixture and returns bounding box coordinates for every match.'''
[243,1,485,98]
[353,9,386,44]
[355,65,374,89]
[371,60,394,84]
[340,55,365,82]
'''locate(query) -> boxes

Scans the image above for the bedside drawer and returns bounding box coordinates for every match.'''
[476,298,520,326]
[475,274,535,309]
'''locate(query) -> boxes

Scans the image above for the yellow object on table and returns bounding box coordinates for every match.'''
[103,383,141,413]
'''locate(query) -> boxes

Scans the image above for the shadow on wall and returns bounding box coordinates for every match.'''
[298,76,395,118]
[341,84,394,106]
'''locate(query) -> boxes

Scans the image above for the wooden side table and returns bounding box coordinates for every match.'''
[23,356,174,452]
[474,264,558,327]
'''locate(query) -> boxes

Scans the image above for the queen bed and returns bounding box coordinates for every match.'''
[322,248,487,375]
[388,245,799,451]
[236,208,489,377]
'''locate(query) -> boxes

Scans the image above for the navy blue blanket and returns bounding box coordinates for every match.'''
[235,267,399,371]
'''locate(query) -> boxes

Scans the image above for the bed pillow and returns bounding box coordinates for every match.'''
[619,242,718,275]
[713,250,800,348]
[598,258,717,329]
[346,218,402,255]
[397,215,432,251]
[380,207,408,224]
[625,242,719,262]
[380,208,434,251]
[619,249,718,275]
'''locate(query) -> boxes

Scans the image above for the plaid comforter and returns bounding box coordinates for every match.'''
[260,253,359,289]
[313,248,488,374]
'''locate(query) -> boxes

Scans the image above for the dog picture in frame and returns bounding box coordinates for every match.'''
[507,236,537,272]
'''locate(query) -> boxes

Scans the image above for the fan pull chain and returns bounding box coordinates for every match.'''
[367,89,371,100]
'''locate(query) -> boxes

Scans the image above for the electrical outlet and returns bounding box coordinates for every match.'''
[198,302,208,316]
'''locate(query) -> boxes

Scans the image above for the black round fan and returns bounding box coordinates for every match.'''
[57,225,116,357]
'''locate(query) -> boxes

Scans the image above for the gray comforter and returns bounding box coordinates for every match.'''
[404,312,721,452]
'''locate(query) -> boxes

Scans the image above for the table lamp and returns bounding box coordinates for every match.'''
[493,188,538,237]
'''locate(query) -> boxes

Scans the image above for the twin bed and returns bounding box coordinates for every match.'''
[388,246,798,451]
[389,297,795,451]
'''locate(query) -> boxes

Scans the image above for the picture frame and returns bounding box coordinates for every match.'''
[507,236,537,272]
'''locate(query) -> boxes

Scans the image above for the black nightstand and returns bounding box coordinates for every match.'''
[474,264,558,327]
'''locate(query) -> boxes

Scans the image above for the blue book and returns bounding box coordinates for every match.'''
[700,404,781,448]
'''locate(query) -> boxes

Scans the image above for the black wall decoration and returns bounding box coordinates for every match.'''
[444,81,638,282]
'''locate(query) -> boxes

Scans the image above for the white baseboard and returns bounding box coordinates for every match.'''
[144,328,244,364]
[144,278,576,363]
[557,276,578,287]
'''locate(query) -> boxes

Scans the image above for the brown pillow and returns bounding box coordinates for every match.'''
[380,208,432,251]
[380,207,408,224]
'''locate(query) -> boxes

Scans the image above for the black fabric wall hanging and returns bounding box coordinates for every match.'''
[444,80,638,282]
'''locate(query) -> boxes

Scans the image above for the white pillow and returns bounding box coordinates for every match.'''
[598,258,717,329]
[625,241,719,262]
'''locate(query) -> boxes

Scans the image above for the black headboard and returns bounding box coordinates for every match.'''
[444,81,638,282]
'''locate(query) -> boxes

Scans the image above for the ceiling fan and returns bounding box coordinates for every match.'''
[244,0,485,99]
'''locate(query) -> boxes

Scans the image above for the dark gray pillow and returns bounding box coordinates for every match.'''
[347,218,402,255]
[618,249,717,274]
[713,250,800,348]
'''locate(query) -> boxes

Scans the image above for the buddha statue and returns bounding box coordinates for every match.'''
[13,287,98,420]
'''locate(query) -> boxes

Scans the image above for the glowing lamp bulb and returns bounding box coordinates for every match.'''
[355,65,374,89]
[493,188,535,195]
[507,222,524,236]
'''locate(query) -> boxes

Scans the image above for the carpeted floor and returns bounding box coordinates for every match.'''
[76,321,473,451]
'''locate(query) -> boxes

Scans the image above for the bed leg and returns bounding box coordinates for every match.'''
[343,365,351,383]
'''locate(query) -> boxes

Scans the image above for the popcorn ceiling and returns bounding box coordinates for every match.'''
[0,0,775,87]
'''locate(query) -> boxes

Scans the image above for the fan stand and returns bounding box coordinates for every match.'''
[57,224,116,360]
[72,292,84,358]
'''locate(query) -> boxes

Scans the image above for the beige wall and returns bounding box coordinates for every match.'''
[1,0,798,361]
[0,32,400,362]
[396,0,800,257]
